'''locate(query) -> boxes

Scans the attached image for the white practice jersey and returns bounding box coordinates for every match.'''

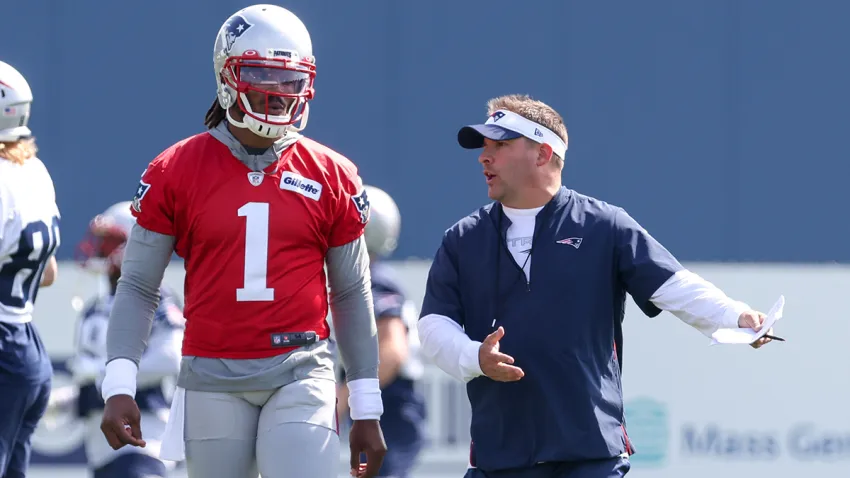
[67,287,185,469]
[0,156,61,323]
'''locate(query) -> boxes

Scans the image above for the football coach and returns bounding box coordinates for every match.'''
[417,94,775,478]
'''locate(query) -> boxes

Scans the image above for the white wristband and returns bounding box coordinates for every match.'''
[347,378,383,420]
[100,358,139,401]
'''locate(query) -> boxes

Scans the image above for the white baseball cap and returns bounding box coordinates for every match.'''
[457,109,567,159]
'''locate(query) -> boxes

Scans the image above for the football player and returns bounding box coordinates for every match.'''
[66,203,184,478]
[98,5,386,478]
[337,185,427,478]
[75,200,139,297]
[0,60,61,477]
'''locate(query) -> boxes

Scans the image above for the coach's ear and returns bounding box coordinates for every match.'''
[535,142,554,167]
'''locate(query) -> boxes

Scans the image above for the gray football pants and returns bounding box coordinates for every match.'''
[183,377,340,478]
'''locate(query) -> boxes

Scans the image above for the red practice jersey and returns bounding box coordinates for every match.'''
[130,133,370,359]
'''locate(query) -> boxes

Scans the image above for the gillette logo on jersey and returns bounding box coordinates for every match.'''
[279,171,322,201]
[130,132,369,359]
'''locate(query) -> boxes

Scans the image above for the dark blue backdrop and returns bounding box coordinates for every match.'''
[6,0,849,262]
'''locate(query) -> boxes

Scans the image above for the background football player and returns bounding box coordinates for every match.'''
[0,59,61,478]
[337,185,428,478]
[64,203,184,478]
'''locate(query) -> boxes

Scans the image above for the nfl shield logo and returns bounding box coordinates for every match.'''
[247,172,264,186]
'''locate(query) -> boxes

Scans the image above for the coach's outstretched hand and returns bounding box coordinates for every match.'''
[100,394,146,450]
[737,310,774,349]
[479,326,525,382]
[349,419,387,477]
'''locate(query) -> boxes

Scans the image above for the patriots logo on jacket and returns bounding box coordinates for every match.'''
[352,188,371,224]
[224,15,253,53]
[556,237,582,249]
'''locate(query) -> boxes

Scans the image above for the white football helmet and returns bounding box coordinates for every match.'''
[363,185,401,259]
[0,61,33,142]
[213,4,316,139]
[75,201,137,273]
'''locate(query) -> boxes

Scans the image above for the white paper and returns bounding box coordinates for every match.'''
[709,295,785,345]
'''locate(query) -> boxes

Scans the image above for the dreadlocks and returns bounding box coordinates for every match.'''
[204,98,227,129]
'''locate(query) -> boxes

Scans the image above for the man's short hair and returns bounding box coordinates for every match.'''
[486,94,568,168]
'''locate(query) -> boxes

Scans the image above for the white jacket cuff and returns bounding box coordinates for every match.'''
[460,339,484,378]
[418,314,483,383]
[650,270,751,337]
[722,300,752,329]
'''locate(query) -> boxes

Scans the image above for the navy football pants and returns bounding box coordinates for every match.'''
[358,440,423,478]
[463,456,631,478]
[92,453,168,478]
[0,377,51,478]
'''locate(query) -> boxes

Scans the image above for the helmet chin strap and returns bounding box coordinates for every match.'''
[225,102,310,138]
[289,102,310,133]
[226,108,286,139]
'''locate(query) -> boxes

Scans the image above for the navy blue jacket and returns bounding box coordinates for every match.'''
[420,187,683,471]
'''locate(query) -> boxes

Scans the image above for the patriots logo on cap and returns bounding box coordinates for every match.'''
[490,111,505,122]
[224,15,253,53]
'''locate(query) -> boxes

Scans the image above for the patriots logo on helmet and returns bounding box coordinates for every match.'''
[556,237,582,249]
[224,15,253,53]
[131,179,151,213]
[352,188,371,225]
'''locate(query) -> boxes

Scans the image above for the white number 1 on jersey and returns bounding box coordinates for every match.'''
[237,202,274,301]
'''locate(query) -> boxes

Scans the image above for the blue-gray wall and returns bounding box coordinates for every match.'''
[6,0,849,262]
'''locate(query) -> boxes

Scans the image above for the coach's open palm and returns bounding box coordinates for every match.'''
[738,310,774,349]
[101,394,146,450]
[479,326,525,382]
